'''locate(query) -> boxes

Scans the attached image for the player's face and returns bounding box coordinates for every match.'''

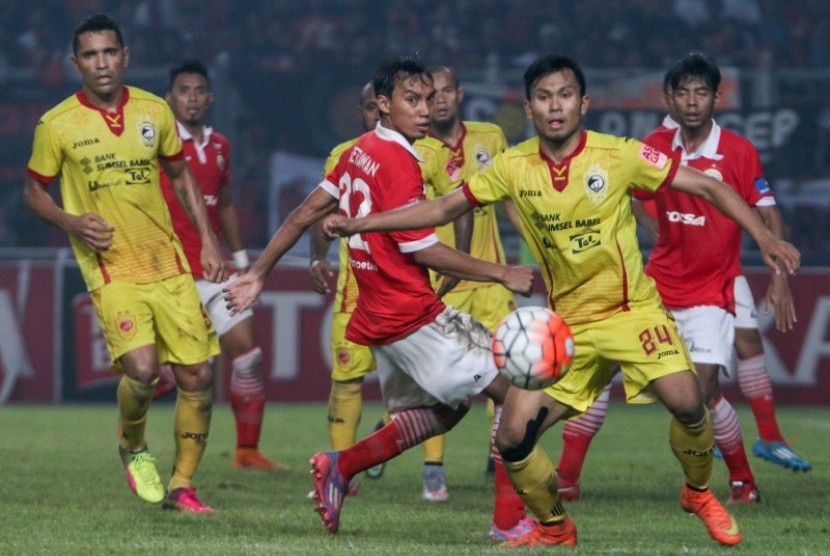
[167,73,213,127]
[430,71,463,126]
[524,69,588,148]
[359,93,379,132]
[378,74,434,143]
[71,30,129,104]
[668,76,718,132]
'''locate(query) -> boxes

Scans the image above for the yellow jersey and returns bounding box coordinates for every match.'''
[464,130,678,324]
[27,86,187,291]
[415,121,509,292]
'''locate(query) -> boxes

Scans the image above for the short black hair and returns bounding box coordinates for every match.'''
[73,14,124,55]
[666,52,721,93]
[169,59,210,91]
[372,57,432,102]
[523,54,586,99]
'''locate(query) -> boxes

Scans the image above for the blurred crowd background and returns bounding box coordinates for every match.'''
[1,0,828,262]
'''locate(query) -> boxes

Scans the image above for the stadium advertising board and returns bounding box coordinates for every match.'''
[0,261,827,405]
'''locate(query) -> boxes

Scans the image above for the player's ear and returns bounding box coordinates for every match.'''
[207,91,215,107]
[580,94,590,116]
[122,46,130,68]
[457,86,465,104]
[522,99,532,120]
[376,94,391,117]
[713,89,720,107]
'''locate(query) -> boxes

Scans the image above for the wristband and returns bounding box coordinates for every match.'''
[232,249,250,270]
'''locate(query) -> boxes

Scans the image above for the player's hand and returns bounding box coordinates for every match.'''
[224,270,263,315]
[763,273,797,332]
[502,265,534,297]
[322,214,354,239]
[435,274,460,298]
[70,213,113,252]
[200,235,228,283]
[759,237,800,276]
[310,258,334,294]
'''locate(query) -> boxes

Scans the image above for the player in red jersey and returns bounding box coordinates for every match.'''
[555,54,809,504]
[159,59,287,472]
[225,58,534,537]
[323,54,800,548]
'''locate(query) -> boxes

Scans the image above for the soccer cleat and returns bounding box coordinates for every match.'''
[488,517,536,542]
[556,472,581,502]
[310,451,348,534]
[232,448,290,471]
[307,476,358,500]
[752,439,812,472]
[502,516,578,548]
[163,486,215,513]
[364,419,387,480]
[680,484,742,546]
[119,446,165,504]
[728,480,760,504]
[422,465,449,502]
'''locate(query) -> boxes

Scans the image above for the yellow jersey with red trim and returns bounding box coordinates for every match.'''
[416,122,509,292]
[27,86,187,291]
[463,130,678,325]
[324,137,361,314]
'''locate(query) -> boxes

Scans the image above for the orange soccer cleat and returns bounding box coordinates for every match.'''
[502,516,578,548]
[680,484,742,546]
[232,448,290,471]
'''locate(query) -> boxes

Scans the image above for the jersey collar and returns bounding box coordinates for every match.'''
[671,119,723,162]
[77,86,130,136]
[374,122,423,161]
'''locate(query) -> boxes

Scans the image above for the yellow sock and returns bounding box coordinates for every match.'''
[169,388,212,491]
[422,434,445,465]
[486,398,495,431]
[503,445,565,524]
[383,412,392,425]
[669,409,714,490]
[117,375,153,452]
[328,381,363,451]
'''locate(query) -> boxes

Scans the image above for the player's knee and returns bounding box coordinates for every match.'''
[497,406,549,462]
[433,401,470,433]
[672,403,707,430]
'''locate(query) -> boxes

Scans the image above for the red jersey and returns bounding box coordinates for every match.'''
[160,123,231,279]
[319,124,445,346]
[641,122,766,311]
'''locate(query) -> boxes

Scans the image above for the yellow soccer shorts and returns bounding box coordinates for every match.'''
[90,273,220,371]
[330,311,376,382]
[547,302,694,413]
[443,283,516,333]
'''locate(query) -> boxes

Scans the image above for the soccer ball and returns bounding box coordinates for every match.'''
[492,306,575,390]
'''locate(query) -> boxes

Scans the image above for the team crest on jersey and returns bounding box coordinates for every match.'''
[703,167,723,182]
[216,153,226,171]
[584,166,609,203]
[474,147,491,170]
[115,311,137,341]
[138,119,157,151]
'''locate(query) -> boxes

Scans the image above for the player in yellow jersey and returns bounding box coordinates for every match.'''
[414,66,528,536]
[308,82,381,496]
[23,14,223,514]
[324,54,801,548]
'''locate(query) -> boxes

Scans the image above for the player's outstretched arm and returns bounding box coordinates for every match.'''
[413,242,534,297]
[162,157,227,283]
[226,186,339,314]
[324,188,472,238]
[23,176,113,252]
[669,165,800,276]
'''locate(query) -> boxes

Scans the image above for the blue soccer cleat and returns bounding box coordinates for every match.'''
[752,439,812,472]
[310,451,348,533]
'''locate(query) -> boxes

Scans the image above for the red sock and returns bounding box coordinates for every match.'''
[491,404,525,529]
[338,408,444,478]
[557,384,610,484]
[230,348,265,449]
[737,355,783,441]
[710,396,755,483]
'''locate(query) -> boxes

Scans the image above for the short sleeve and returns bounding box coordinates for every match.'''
[157,103,183,158]
[27,119,62,184]
[465,151,511,206]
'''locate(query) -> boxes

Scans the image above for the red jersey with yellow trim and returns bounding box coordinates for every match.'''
[463,130,676,325]
[641,123,765,311]
[160,123,230,279]
[319,124,445,346]
[27,86,186,291]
